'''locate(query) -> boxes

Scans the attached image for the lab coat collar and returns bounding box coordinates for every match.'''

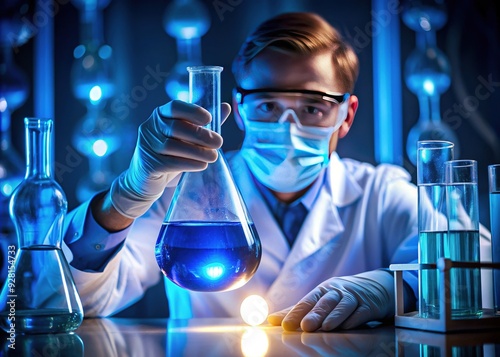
[327,152,363,207]
[280,152,363,267]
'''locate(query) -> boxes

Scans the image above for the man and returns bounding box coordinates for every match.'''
[63,12,420,331]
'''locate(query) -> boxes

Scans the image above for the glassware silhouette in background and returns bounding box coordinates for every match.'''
[70,0,128,202]
[163,0,210,101]
[0,118,83,334]
[0,7,31,283]
[488,164,500,315]
[402,1,460,165]
[156,66,262,292]
[417,140,454,319]
[444,159,482,318]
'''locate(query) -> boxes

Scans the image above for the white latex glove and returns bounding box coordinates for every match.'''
[268,270,395,331]
[110,100,232,219]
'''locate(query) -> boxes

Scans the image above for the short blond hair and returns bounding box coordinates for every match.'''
[232,12,359,93]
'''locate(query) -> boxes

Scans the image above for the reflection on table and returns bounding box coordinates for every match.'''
[1,317,499,356]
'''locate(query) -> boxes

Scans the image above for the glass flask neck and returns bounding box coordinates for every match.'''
[209,106,221,135]
[187,66,222,135]
[25,117,53,179]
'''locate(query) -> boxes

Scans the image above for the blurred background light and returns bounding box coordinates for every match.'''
[89,85,102,102]
[70,0,128,202]
[92,139,108,157]
[0,0,34,285]
[163,0,210,101]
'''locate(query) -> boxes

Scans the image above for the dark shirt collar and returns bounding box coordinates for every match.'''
[252,169,326,217]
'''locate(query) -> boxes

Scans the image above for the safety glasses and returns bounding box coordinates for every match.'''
[235,87,350,128]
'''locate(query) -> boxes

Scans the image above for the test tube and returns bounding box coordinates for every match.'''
[417,140,454,319]
[444,160,482,318]
[488,164,500,315]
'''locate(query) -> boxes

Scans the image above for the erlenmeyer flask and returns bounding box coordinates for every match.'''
[0,118,84,334]
[155,66,262,292]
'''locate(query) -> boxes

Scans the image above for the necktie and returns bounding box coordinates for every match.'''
[277,202,308,247]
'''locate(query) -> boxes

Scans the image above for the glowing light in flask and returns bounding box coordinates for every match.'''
[203,263,224,280]
[240,295,269,326]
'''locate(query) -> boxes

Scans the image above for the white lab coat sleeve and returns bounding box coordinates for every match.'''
[62,189,172,317]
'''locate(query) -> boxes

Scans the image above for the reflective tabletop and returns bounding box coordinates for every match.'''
[1,317,499,356]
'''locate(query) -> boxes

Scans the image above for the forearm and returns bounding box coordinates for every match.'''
[91,190,134,232]
[63,196,164,316]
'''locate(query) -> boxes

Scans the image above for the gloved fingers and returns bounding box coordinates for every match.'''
[156,136,219,163]
[158,100,232,127]
[154,114,223,149]
[338,305,373,330]
[267,306,293,326]
[158,100,211,126]
[157,156,210,173]
[155,102,223,150]
[315,290,358,331]
[298,289,344,332]
[279,286,331,331]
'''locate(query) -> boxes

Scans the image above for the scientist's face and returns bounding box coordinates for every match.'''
[236,48,358,154]
[234,49,358,201]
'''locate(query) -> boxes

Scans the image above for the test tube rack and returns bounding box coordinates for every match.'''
[390,258,500,333]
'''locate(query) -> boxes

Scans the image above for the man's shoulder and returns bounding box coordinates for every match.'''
[340,157,412,183]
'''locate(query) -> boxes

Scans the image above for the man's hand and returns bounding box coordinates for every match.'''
[109,100,231,219]
[268,270,395,331]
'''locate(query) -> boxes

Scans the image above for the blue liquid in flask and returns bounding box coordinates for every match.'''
[155,221,261,292]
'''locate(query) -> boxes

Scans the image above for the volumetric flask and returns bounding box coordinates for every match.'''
[155,66,262,292]
[0,118,84,334]
[417,140,453,319]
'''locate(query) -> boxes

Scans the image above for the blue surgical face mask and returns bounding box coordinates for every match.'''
[240,108,340,193]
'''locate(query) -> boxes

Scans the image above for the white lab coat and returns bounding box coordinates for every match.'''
[63,152,428,318]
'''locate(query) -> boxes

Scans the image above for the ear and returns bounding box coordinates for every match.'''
[337,94,358,139]
[232,91,245,131]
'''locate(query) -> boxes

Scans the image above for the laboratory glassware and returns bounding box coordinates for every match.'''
[0,118,84,334]
[402,1,459,165]
[488,164,500,315]
[417,140,453,319]
[155,66,262,292]
[444,159,482,318]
